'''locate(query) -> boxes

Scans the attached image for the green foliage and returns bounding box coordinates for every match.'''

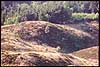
[85,13,99,20]
[4,12,20,25]
[72,13,99,22]
[72,13,85,22]
[1,1,99,25]
[31,1,72,23]
[2,1,72,25]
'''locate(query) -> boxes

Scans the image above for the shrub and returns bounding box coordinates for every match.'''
[4,12,20,25]
[1,1,99,25]
[72,13,99,22]
[85,13,99,20]
[31,1,72,23]
[2,1,72,25]
[72,13,85,22]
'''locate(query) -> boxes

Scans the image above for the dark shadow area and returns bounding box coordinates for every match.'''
[18,24,98,54]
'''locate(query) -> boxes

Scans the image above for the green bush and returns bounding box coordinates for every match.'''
[85,13,99,20]
[2,1,72,25]
[4,12,20,25]
[72,13,99,22]
[31,1,72,23]
[72,13,85,22]
[2,1,99,25]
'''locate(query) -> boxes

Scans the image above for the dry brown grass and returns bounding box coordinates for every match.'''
[1,21,99,66]
[1,51,97,66]
[70,46,99,65]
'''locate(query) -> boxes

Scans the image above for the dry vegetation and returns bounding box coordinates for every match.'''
[1,21,99,66]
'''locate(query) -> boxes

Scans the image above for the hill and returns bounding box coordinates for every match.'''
[1,21,99,66]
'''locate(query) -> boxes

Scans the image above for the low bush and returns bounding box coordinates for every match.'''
[2,1,72,25]
[72,13,99,22]
[2,1,99,25]
[31,1,72,23]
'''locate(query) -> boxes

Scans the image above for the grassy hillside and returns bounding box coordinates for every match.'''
[1,21,98,66]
